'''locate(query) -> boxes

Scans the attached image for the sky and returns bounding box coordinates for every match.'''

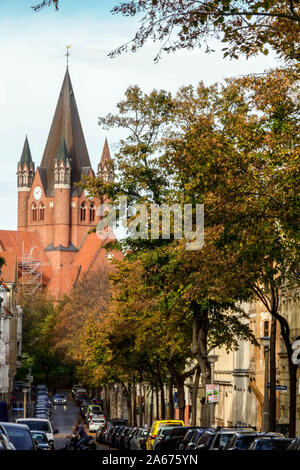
[0,0,280,230]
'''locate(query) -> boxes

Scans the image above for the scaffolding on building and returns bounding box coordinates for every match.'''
[18,243,42,294]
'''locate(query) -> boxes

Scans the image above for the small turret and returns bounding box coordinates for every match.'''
[97,138,114,182]
[17,136,35,188]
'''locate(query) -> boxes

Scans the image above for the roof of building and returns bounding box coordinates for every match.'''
[45,264,81,301]
[0,230,53,284]
[40,68,91,196]
[56,134,70,164]
[0,251,17,283]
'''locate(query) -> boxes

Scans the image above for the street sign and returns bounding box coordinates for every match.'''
[267,383,287,392]
[206,384,219,403]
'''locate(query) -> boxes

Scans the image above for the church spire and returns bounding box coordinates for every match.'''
[17,136,35,188]
[97,139,114,182]
[20,136,33,169]
[40,68,91,195]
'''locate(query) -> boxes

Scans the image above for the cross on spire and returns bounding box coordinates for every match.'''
[65,45,71,68]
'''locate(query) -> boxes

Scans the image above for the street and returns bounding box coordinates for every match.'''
[51,390,111,450]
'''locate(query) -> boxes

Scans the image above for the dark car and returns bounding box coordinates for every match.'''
[225,432,284,451]
[194,430,216,450]
[154,426,189,451]
[96,423,106,444]
[0,422,36,450]
[137,429,149,450]
[114,425,126,449]
[104,419,128,446]
[288,436,300,450]
[117,426,132,450]
[178,427,208,451]
[249,437,293,450]
[123,427,137,450]
[0,430,15,450]
[31,431,51,450]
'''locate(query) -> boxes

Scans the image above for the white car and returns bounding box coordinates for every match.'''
[16,418,58,450]
[88,416,105,433]
[53,393,67,405]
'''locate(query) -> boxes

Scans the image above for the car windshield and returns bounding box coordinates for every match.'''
[92,419,104,423]
[3,427,34,450]
[19,420,51,433]
[236,435,257,449]
[54,395,65,399]
[31,432,48,443]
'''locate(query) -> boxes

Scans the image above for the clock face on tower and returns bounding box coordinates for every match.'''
[33,185,42,201]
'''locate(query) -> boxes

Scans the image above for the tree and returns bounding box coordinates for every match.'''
[33,0,300,61]
[163,67,300,434]
[18,290,63,386]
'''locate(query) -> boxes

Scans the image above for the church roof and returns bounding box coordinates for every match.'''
[40,69,91,195]
[20,136,33,169]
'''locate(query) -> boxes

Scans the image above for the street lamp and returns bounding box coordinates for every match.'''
[260,336,271,432]
[207,355,218,427]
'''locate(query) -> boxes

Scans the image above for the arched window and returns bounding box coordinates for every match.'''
[89,203,95,222]
[80,202,86,221]
[39,203,45,221]
[32,203,37,222]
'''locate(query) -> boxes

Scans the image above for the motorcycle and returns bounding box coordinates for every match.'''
[65,434,97,451]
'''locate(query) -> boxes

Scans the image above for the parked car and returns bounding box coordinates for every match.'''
[0,429,15,450]
[194,429,216,450]
[288,436,300,450]
[137,429,149,450]
[129,428,145,450]
[152,426,175,450]
[31,431,51,450]
[86,405,103,423]
[0,422,37,450]
[116,426,131,450]
[96,423,106,444]
[114,425,126,449]
[53,394,67,405]
[225,432,284,451]
[249,437,293,450]
[75,394,90,406]
[146,420,184,450]
[16,418,58,450]
[123,427,137,450]
[103,419,128,446]
[154,426,189,451]
[89,416,105,433]
[179,427,210,451]
[71,384,83,396]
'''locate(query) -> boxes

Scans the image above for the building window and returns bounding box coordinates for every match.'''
[89,203,95,222]
[39,203,45,221]
[32,203,37,221]
[80,202,86,221]
[263,320,270,337]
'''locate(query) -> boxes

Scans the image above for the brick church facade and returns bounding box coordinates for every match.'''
[0,68,121,301]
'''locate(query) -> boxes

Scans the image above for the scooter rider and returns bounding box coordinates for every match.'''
[76,419,90,449]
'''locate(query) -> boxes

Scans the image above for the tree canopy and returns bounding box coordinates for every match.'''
[33,0,300,61]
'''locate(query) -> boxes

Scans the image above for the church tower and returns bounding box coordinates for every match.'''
[17,68,114,271]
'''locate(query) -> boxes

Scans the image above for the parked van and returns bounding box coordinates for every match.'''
[146,420,184,450]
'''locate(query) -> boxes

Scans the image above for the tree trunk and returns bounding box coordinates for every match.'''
[191,367,201,425]
[150,387,154,425]
[159,380,166,420]
[169,380,174,419]
[268,318,277,432]
[132,379,137,427]
[139,383,143,427]
[126,383,132,426]
[176,377,185,422]
[155,387,160,420]
[144,385,148,426]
